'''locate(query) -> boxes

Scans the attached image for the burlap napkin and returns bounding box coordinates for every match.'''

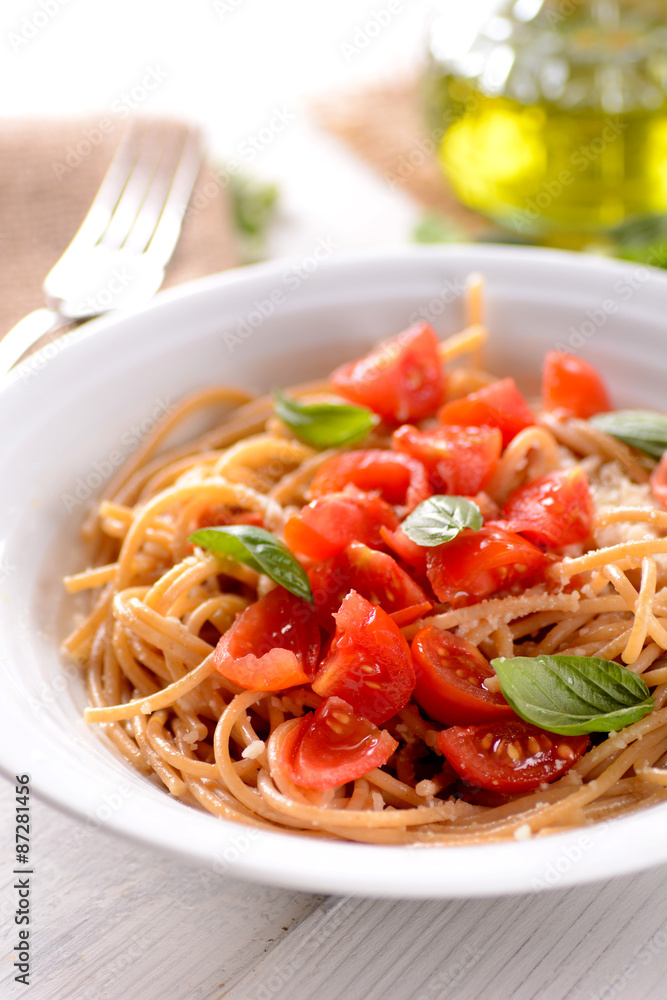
[312,78,489,236]
[0,116,238,338]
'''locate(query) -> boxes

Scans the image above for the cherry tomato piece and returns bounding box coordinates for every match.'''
[308,450,430,510]
[309,542,432,630]
[438,378,535,447]
[379,524,428,576]
[330,321,445,423]
[213,587,320,690]
[542,351,611,419]
[501,468,594,548]
[392,423,502,496]
[426,525,547,604]
[411,625,514,725]
[437,719,589,793]
[312,590,416,725]
[279,697,398,789]
[389,602,434,628]
[284,492,399,562]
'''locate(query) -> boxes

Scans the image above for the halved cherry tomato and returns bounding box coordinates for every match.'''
[411,625,514,725]
[213,587,320,690]
[426,525,547,604]
[438,378,535,447]
[312,590,416,724]
[284,492,399,562]
[542,351,611,419]
[279,697,398,789]
[501,468,594,548]
[437,719,589,793]
[330,321,445,423]
[308,542,432,630]
[308,450,430,510]
[650,452,667,509]
[392,424,502,496]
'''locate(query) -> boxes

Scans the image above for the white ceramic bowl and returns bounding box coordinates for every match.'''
[1,245,666,899]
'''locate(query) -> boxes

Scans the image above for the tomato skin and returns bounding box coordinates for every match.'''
[650,453,667,509]
[438,378,535,447]
[284,492,399,562]
[330,322,445,423]
[437,719,589,793]
[426,525,547,604]
[379,524,428,576]
[542,351,611,419]
[392,424,502,496]
[411,626,514,725]
[312,590,416,725]
[308,542,432,630]
[213,587,320,690]
[279,697,398,789]
[308,450,431,510]
[501,468,594,548]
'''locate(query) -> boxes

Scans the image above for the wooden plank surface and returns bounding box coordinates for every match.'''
[0,778,321,999]
[2,773,666,999]
[225,872,667,1000]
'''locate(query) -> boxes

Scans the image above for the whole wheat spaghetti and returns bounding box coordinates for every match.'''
[64,282,667,844]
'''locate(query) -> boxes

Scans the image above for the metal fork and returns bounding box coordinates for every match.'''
[0,120,204,376]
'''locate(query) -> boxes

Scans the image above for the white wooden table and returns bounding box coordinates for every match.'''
[1,778,665,999]
[1,2,667,996]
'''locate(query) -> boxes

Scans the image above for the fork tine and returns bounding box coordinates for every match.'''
[121,126,194,255]
[141,126,204,267]
[98,122,170,251]
[67,123,149,251]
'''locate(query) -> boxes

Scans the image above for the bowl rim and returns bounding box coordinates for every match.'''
[2,243,666,899]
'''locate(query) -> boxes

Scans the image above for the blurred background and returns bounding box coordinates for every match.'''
[1,0,666,289]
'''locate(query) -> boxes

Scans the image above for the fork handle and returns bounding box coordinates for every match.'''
[0,308,66,378]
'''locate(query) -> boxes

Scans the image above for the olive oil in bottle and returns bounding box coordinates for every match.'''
[425,0,667,238]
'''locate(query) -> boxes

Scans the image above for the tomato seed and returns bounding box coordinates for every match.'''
[527,736,541,755]
[481,733,494,751]
[557,744,576,760]
[506,743,521,761]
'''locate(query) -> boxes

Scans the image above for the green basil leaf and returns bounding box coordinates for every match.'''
[491,654,654,735]
[402,495,483,547]
[590,410,667,460]
[189,525,313,604]
[273,389,378,448]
